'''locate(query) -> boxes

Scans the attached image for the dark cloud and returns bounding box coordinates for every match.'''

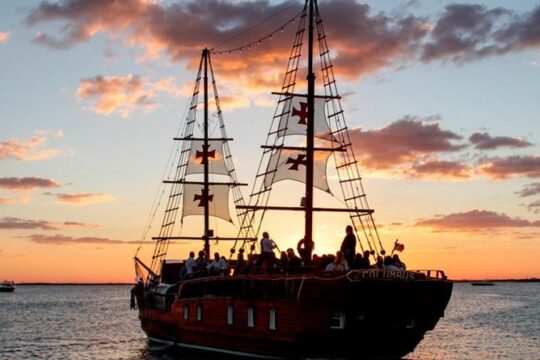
[349,116,465,170]
[415,209,540,230]
[0,177,60,191]
[422,4,540,62]
[469,132,532,150]
[26,233,148,245]
[515,182,540,197]
[408,158,470,179]
[479,155,540,179]
[0,217,102,230]
[527,199,540,214]
[25,1,540,82]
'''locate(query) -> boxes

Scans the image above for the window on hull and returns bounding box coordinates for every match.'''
[196,304,203,322]
[183,305,189,320]
[269,309,277,330]
[247,307,254,328]
[227,305,234,325]
[330,312,346,329]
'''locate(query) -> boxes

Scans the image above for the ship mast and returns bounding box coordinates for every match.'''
[304,0,315,258]
[203,48,211,257]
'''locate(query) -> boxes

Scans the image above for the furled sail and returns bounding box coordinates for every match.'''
[277,96,334,140]
[182,184,232,221]
[185,140,229,175]
[264,148,331,192]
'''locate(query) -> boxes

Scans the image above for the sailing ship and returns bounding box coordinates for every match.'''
[133,1,453,358]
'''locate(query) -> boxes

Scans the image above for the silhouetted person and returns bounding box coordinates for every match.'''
[340,225,356,266]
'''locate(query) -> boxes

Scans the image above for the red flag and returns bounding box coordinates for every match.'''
[393,242,405,252]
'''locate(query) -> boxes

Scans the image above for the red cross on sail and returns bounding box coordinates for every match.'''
[182,184,232,222]
[193,188,213,207]
[286,154,307,170]
[186,140,229,175]
[264,148,331,192]
[277,96,335,140]
[195,145,216,165]
[292,102,308,125]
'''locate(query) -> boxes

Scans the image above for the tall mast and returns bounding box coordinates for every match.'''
[304,0,315,258]
[203,48,210,257]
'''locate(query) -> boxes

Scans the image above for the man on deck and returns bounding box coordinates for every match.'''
[340,225,356,267]
[260,231,276,264]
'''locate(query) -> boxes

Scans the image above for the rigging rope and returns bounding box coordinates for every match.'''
[211,4,303,56]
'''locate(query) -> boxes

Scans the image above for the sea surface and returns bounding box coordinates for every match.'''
[0,283,538,359]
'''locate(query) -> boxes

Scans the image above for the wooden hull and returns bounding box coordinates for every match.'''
[137,271,452,359]
[0,287,15,293]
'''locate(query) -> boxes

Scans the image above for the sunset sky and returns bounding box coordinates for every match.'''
[1,0,539,282]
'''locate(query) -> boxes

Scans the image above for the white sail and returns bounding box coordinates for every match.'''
[185,140,229,175]
[264,148,331,192]
[182,184,232,222]
[277,96,334,140]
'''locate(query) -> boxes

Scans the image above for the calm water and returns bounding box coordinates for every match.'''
[0,283,538,359]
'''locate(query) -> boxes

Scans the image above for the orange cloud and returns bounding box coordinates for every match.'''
[0,136,65,161]
[0,217,102,230]
[44,192,115,205]
[469,132,532,150]
[479,155,540,179]
[34,129,64,138]
[0,177,60,191]
[26,234,148,245]
[0,197,14,205]
[0,31,9,43]
[349,116,465,170]
[76,75,156,117]
[415,209,540,231]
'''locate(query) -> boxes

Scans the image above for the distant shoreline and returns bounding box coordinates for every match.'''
[11,278,539,285]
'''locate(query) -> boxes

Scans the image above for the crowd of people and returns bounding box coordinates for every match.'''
[179,226,406,279]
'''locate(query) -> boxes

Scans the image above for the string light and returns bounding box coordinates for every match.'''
[211,12,302,56]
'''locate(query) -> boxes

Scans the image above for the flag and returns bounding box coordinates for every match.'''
[393,242,405,252]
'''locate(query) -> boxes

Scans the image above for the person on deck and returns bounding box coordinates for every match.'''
[286,248,302,268]
[195,250,208,274]
[207,252,229,275]
[297,238,314,264]
[340,225,356,266]
[260,231,276,264]
[235,248,246,275]
[325,251,349,272]
[184,251,196,277]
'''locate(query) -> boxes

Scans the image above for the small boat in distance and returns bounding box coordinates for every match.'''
[471,282,495,286]
[0,280,16,293]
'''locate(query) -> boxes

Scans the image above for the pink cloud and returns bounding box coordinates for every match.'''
[415,209,540,230]
[44,192,115,205]
[77,75,156,117]
[349,116,465,170]
[0,31,9,43]
[479,155,540,179]
[0,217,102,230]
[469,132,532,150]
[0,177,60,191]
[26,233,147,245]
[0,136,64,161]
